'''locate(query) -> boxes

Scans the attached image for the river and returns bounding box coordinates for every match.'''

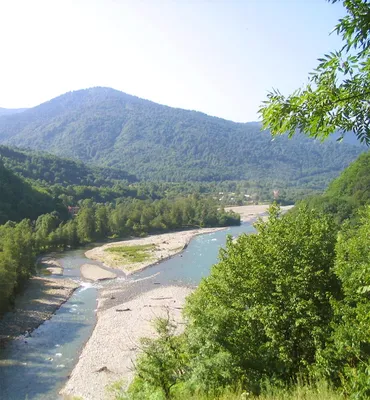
[0,222,256,400]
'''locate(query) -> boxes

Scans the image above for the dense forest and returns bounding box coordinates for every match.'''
[0,144,324,211]
[0,145,137,186]
[296,151,370,224]
[0,87,364,185]
[0,160,66,224]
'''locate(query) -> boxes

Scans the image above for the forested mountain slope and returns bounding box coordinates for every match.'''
[298,151,370,223]
[0,87,364,184]
[326,151,370,205]
[0,145,136,187]
[0,161,65,224]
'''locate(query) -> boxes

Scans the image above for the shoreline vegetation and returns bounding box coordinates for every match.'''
[0,193,240,314]
[82,205,286,278]
[61,205,278,399]
[0,205,263,347]
[0,205,277,398]
[0,205,277,348]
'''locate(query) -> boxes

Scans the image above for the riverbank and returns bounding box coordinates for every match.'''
[226,204,294,222]
[61,209,277,399]
[85,227,226,275]
[38,255,63,275]
[61,285,193,400]
[225,204,270,221]
[0,277,78,346]
[85,205,283,276]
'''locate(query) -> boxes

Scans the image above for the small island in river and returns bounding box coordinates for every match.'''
[85,227,226,275]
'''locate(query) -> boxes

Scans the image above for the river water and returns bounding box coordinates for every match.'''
[0,222,256,400]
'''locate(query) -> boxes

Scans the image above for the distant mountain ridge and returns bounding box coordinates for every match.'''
[0,87,365,185]
[0,107,27,116]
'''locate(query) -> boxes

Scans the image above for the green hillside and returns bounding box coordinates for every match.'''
[0,145,136,187]
[0,87,364,186]
[0,161,65,224]
[326,151,370,205]
[297,151,370,223]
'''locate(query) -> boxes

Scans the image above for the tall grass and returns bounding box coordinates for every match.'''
[105,244,155,263]
[112,380,344,400]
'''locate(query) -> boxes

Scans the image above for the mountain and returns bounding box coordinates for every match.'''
[0,145,137,187]
[0,87,365,185]
[0,107,27,116]
[329,131,367,147]
[0,160,65,224]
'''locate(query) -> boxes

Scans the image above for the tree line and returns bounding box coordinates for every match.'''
[0,196,240,314]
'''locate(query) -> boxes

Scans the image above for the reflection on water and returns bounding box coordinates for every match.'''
[0,222,256,400]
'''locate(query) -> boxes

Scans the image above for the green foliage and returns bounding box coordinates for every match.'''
[297,150,370,223]
[0,219,35,313]
[117,207,358,400]
[0,88,363,184]
[127,315,189,400]
[106,244,156,263]
[0,145,137,186]
[325,151,370,204]
[260,0,370,145]
[0,160,66,224]
[319,206,370,397]
[254,380,344,400]
[0,195,239,314]
[121,204,370,400]
[184,205,339,392]
[116,380,344,400]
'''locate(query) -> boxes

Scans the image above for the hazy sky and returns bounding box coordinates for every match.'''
[0,0,345,122]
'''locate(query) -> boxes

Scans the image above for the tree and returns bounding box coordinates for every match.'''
[35,212,61,249]
[95,205,110,238]
[76,206,96,243]
[127,314,188,400]
[259,0,370,145]
[320,206,370,397]
[184,205,340,393]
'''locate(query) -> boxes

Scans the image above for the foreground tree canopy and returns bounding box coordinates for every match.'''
[260,0,370,145]
[123,204,370,400]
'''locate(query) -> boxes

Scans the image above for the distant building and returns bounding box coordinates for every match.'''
[67,206,80,216]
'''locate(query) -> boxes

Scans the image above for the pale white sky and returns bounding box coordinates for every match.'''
[0,0,345,122]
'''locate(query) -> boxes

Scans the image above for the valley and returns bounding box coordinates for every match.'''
[0,85,368,400]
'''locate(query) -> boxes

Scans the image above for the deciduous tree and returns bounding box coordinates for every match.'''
[260,0,370,145]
